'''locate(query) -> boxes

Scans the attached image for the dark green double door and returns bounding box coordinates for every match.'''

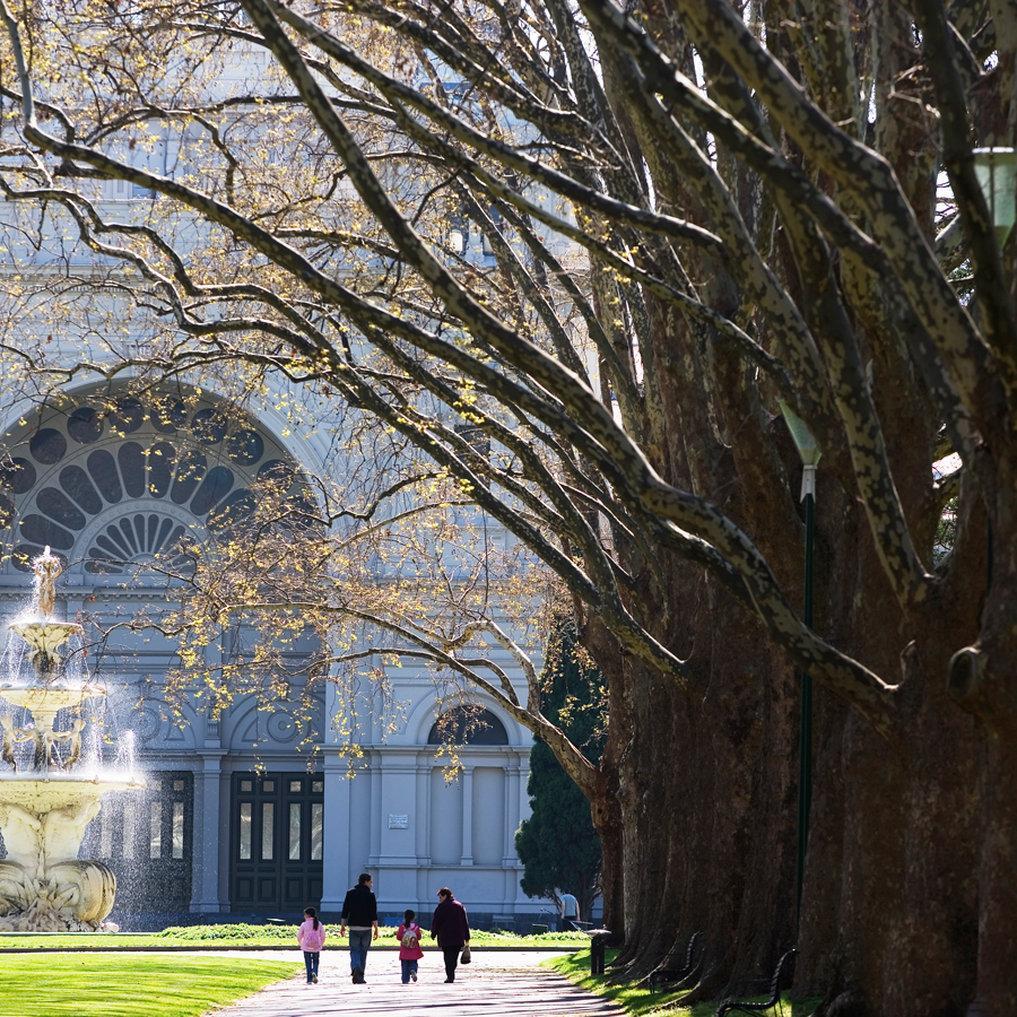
[230,771,324,911]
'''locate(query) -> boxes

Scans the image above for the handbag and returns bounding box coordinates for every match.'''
[460,943,471,964]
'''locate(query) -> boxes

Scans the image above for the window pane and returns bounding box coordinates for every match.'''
[172,801,185,860]
[262,779,274,792]
[289,780,301,793]
[122,798,135,859]
[240,779,253,792]
[149,801,162,859]
[172,779,184,792]
[239,802,252,860]
[310,803,323,861]
[289,803,301,860]
[261,803,274,860]
[312,780,323,793]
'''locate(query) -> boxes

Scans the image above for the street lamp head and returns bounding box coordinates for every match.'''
[778,401,821,468]
[972,147,1017,244]
[779,401,821,502]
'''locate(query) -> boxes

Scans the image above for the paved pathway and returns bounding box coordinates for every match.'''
[209,949,626,1016]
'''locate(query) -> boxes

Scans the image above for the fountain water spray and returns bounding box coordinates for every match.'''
[0,546,144,931]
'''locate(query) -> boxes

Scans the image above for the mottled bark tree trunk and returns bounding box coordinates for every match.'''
[960,471,1017,1016]
[795,475,987,1014]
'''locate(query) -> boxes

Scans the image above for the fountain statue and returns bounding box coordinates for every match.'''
[0,547,144,931]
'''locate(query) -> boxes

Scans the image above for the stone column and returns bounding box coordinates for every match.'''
[190,752,224,913]
[376,752,418,911]
[504,760,520,911]
[460,765,474,865]
[416,754,432,907]
[513,751,531,906]
[320,752,351,914]
[368,755,382,867]
[320,674,352,913]
[503,760,520,867]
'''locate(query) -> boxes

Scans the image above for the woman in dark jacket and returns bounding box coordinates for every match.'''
[430,887,471,983]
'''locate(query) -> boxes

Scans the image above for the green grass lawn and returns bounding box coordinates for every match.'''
[0,921,587,952]
[545,950,820,1017]
[0,953,299,1017]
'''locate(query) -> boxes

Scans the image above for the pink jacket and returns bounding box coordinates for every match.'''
[297,919,327,952]
[396,922,424,961]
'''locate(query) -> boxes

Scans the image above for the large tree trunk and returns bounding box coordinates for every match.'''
[795,475,988,1014]
[588,564,798,993]
[963,476,1017,1016]
[799,639,980,1016]
[970,731,1017,1016]
[590,776,626,936]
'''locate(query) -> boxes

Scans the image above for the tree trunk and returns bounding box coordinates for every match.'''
[586,575,797,994]
[590,782,625,936]
[968,731,1017,1016]
[796,480,987,1015]
[965,480,1017,1016]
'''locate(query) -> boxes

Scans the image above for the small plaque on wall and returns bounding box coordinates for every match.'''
[388,814,409,829]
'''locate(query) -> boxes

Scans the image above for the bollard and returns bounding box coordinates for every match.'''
[589,930,610,976]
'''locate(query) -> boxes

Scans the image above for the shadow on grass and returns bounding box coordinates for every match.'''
[544,950,820,1017]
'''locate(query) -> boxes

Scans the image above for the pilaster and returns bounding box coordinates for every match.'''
[190,751,225,913]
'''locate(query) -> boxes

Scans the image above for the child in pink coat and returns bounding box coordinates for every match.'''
[396,908,424,983]
[297,906,327,983]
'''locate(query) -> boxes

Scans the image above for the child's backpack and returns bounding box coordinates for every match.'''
[401,924,420,950]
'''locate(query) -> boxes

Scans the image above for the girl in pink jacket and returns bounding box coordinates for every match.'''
[297,906,327,983]
[396,908,424,983]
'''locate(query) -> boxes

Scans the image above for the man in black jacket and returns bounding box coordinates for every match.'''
[340,872,378,983]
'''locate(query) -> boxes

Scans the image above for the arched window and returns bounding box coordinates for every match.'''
[427,707,509,746]
[0,390,309,576]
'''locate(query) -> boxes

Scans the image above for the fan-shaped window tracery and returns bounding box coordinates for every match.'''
[0,392,308,575]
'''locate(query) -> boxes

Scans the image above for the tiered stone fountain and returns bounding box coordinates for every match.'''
[0,547,144,930]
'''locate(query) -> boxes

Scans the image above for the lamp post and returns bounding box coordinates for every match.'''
[779,402,821,931]
[971,147,1017,243]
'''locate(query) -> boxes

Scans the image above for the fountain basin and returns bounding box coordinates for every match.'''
[0,773,144,812]
[0,773,145,873]
[0,683,105,716]
[7,620,83,658]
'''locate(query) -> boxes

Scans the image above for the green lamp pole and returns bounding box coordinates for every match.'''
[780,403,821,931]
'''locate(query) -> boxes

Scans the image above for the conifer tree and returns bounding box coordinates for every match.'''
[516,626,603,922]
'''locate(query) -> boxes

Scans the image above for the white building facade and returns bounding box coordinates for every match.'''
[0,24,561,927]
[0,384,541,926]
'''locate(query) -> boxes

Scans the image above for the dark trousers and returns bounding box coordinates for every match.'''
[303,951,319,981]
[400,958,418,983]
[442,945,461,981]
[348,928,372,974]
